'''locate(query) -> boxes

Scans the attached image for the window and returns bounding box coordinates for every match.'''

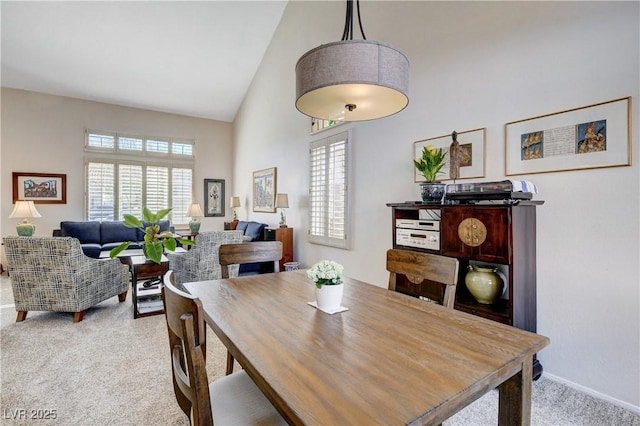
[309,131,350,249]
[85,130,195,225]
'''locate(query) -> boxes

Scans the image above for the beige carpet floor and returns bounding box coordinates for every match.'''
[1,272,638,425]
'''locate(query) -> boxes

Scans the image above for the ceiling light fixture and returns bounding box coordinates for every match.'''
[295,0,409,122]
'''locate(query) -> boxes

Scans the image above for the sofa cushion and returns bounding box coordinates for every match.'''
[80,243,103,259]
[244,221,266,241]
[101,221,139,244]
[235,221,249,233]
[60,221,101,244]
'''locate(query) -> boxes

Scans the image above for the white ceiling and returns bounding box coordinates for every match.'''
[1,1,288,122]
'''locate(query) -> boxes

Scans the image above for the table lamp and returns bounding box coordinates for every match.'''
[230,196,241,221]
[275,193,289,228]
[9,200,42,236]
[186,203,204,233]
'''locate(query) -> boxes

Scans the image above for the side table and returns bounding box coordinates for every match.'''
[127,255,169,319]
[100,250,169,319]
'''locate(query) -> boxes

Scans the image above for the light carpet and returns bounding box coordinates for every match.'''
[1,274,638,425]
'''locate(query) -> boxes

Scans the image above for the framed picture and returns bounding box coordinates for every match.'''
[414,128,486,182]
[12,172,67,204]
[204,179,225,217]
[505,97,631,176]
[253,167,277,212]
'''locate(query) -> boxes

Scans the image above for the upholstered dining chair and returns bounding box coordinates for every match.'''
[3,236,129,322]
[162,271,287,426]
[386,249,460,309]
[165,231,244,285]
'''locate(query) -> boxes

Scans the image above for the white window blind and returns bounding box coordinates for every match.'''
[309,131,349,249]
[85,130,194,224]
[146,166,169,214]
[119,164,143,219]
[172,168,193,225]
[87,163,115,221]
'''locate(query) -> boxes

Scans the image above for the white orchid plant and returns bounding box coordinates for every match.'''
[306,260,344,288]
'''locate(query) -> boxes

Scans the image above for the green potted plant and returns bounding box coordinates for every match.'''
[414,145,447,204]
[109,207,193,264]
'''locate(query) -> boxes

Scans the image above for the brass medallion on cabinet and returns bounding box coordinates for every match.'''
[441,207,510,264]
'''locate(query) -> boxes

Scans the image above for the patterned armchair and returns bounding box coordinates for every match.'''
[3,236,130,323]
[166,231,244,285]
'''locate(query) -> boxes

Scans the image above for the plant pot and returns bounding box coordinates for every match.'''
[465,265,505,304]
[315,283,344,312]
[419,182,445,204]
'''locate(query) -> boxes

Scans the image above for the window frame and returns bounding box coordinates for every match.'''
[308,130,351,249]
[84,130,195,225]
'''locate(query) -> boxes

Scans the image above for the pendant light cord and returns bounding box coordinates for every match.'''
[341,0,367,41]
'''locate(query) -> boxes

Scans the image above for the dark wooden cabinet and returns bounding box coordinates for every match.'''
[388,202,543,378]
[264,227,294,271]
[441,207,511,264]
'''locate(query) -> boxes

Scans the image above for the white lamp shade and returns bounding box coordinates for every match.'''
[186,203,204,217]
[230,196,241,208]
[275,194,289,209]
[9,200,42,219]
[296,40,409,122]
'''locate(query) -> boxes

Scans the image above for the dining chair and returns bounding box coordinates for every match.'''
[162,271,287,426]
[386,249,459,308]
[218,241,283,279]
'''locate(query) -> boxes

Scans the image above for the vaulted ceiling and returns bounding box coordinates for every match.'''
[1,1,288,122]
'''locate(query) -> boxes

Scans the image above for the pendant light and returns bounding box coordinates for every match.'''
[295,0,409,122]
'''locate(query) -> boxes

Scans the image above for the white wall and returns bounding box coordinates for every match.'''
[1,88,235,237]
[233,1,639,412]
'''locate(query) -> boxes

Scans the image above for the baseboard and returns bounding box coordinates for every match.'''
[545,373,640,415]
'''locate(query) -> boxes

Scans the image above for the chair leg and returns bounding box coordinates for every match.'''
[226,351,235,375]
[118,291,128,302]
[73,311,86,323]
[16,311,27,322]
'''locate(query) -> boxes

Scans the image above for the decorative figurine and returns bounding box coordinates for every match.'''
[449,130,461,180]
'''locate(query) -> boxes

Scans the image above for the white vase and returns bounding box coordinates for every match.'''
[315,283,344,312]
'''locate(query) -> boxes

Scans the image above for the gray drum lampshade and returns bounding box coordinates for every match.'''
[295,40,409,122]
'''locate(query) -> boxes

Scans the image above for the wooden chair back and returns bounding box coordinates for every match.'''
[386,249,459,309]
[162,271,211,422]
[218,241,283,279]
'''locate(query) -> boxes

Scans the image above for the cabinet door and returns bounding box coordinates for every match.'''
[441,207,510,264]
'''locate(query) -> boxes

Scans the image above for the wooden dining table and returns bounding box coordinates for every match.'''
[184,270,549,425]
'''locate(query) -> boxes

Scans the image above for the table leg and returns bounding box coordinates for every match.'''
[498,358,533,425]
[132,266,139,318]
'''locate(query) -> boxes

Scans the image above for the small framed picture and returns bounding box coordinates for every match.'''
[253,167,277,212]
[12,172,67,204]
[204,179,225,217]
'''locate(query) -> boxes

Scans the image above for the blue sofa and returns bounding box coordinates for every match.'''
[234,221,273,275]
[53,220,172,258]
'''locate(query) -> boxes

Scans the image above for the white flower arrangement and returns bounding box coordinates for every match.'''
[306,260,344,288]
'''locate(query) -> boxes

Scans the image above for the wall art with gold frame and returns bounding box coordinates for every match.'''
[505,97,631,176]
[253,167,277,213]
